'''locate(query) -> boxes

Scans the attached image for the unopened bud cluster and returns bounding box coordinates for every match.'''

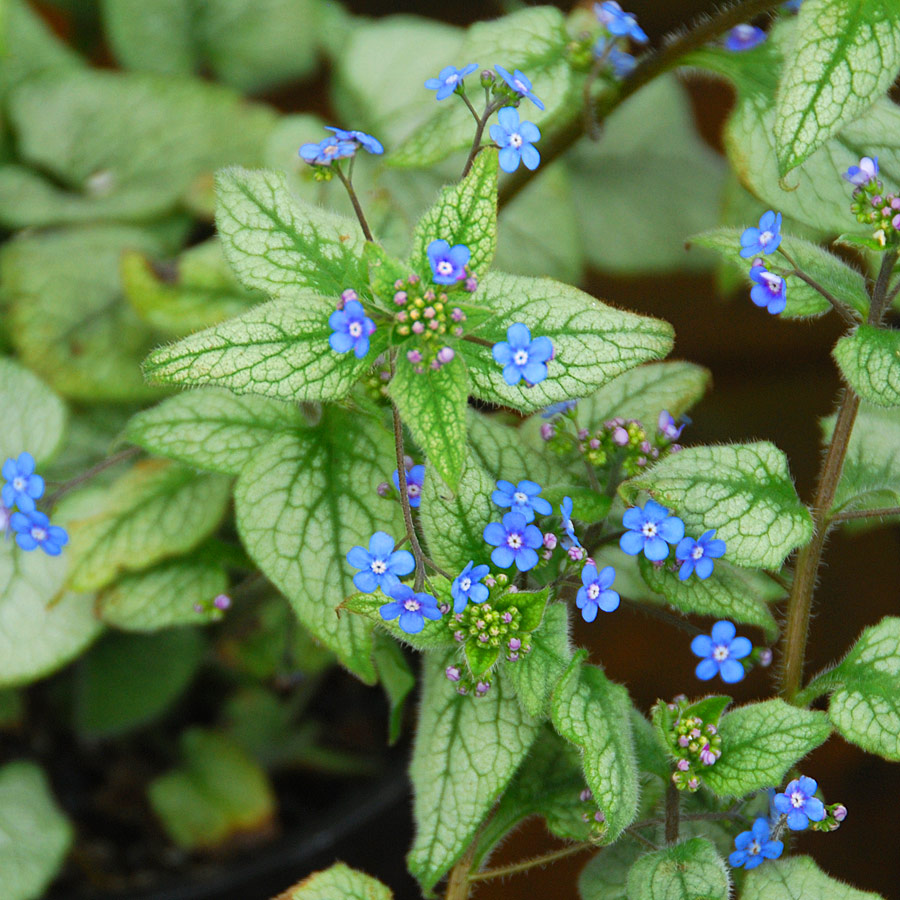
[361,356,393,404]
[193,593,231,620]
[664,706,723,792]
[848,174,900,247]
[810,802,849,833]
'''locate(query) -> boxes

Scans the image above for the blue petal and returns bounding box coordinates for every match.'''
[26,474,44,498]
[619,530,644,556]
[2,458,17,480]
[694,556,714,579]
[498,146,520,173]
[436,83,457,101]
[598,566,616,589]
[520,143,540,170]
[491,545,515,569]
[643,536,669,561]
[483,522,507,546]
[643,499,669,522]
[346,545,370,569]
[369,531,395,557]
[448,244,471,268]
[805,797,826,821]
[728,850,748,867]
[497,106,519,130]
[797,775,818,796]
[729,636,752,659]
[502,362,523,385]
[678,560,694,581]
[515,548,538,571]
[658,516,685,543]
[380,601,401,620]
[523,524,544,548]
[352,334,370,358]
[675,537,695,560]
[1,484,14,507]
[711,620,736,644]
[399,610,424,634]
[786,810,809,831]
[518,120,542,144]
[525,91,545,111]
[705,538,727,558]
[622,507,644,530]
[469,583,489,604]
[522,360,548,384]
[41,541,62,556]
[387,549,415,576]
[17,453,35,475]
[719,658,745,683]
[492,342,512,365]
[353,570,378,593]
[581,602,598,623]
[460,62,479,77]
[773,793,791,814]
[581,563,599,586]
[695,658,718,680]
[528,335,553,362]
[329,332,355,353]
[598,590,619,612]
[531,496,552,516]
[761,840,783,859]
[471,564,490,581]
[691,635,712,657]
[489,123,508,145]
[15,494,35,514]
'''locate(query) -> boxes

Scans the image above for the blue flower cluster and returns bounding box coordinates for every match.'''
[728,818,783,869]
[740,211,787,315]
[691,620,752,684]
[592,1,648,79]
[2,452,68,556]
[299,127,384,165]
[724,24,766,52]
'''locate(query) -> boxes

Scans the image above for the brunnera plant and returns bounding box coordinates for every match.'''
[2,0,900,898]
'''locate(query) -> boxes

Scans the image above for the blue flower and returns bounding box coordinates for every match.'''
[346,531,415,594]
[491,479,552,523]
[541,400,577,418]
[492,323,553,386]
[483,512,543,571]
[577,564,619,622]
[451,560,490,612]
[675,530,726,580]
[740,210,782,258]
[425,63,479,100]
[691,620,752,683]
[325,127,384,155]
[380,583,442,634]
[724,24,767,52]
[329,299,375,358]
[620,500,684,561]
[774,776,827,831]
[594,1,648,44]
[2,452,44,513]
[560,496,581,549]
[728,818,784,870]
[594,38,637,77]
[843,155,879,185]
[10,510,68,555]
[657,410,686,441]
[490,107,541,173]
[782,0,802,9]
[427,239,470,285]
[749,263,787,315]
[299,135,357,165]
[392,464,425,509]
[494,65,545,110]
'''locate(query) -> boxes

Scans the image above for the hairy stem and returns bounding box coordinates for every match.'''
[869,249,899,325]
[777,247,858,326]
[468,841,596,883]
[665,782,680,845]
[462,99,503,179]
[43,446,140,507]
[830,505,900,523]
[334,166,375,242]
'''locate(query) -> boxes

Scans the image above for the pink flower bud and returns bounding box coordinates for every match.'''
[412,321,425,334]
[589,438,601,450]
[394,291,407,305]
[213,594,231,610]
[423,306,436,319]
[437,346,455,364]
[540,423,555,441]
[407,349,423,364]
[445,666,460,682]
[451,307,465,322]
[677,758,690,771]
[613,426,629,446]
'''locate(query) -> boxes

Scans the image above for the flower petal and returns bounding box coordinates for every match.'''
[619,530,645,556]
[691,635,713,657]
[695,658,718,680]
[719,658,745,683]
[711,620,736,644]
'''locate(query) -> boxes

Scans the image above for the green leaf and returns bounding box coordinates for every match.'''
[834,325,900,408]
[743,856,885,900]
[233,410,404,683]
[126,387,309,476]
[215,166,367,299]
[775,0,900,174]
[550,654,638,841]
[419,451,495,573]
[407,650,540,894]
[96,558,228,631]
[621,442,813,569]
[100,0,196,76]
[0,761,73,900]
[689,228,869,318]
[578,841,643,900]
[625,838,730,900]
[75,629,205,737]
[373,634,416,746]
[409,148,498,277]
[702,699,830,798]
[66,460,231,592]
[276,863,393,900]
[390,351,469,490]
[0,356,66,465]
[631,707,671,781]
[464,272,674,414]
[467,408,553,486]
[638,557,779,639]
[143,297,375,403]
[148,728,275,850]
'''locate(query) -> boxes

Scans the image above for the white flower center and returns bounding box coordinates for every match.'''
[513,349,529,366]
[712,644,730,661]
[324,144,338,156]
[790,790,806,808]
[460,577,472,591]
[12,477,25,491]
[408,483,420,497]
[587,584,600,600]
[761,272,783,294]
[371,559,387,575]
[446,73,459,86]
[748,839,761,856]
[403,597,421,612]
[513,491,528,505]
[641,522,658,538]
[437,260,454,275]
[513,78,527,92]
[509,132,524,149]
[349,321,363,337]
[691,545,704,560]
[759,229,774,246]
[507,532,523,550]
[31,526,47,542]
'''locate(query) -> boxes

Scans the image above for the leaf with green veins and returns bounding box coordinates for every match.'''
[409,149,498,277]
[467,408,553,486]
[506,602,571,718]
[96,558,228,631]
[743,856,885,900]
[775,0,900,174]
[551,653,638,841]
[702,699,830,798]
[625,838,730,900]
[407,649,540,895]
[2,225,168,403]
[621,442,813,569]
[834,326,900,408]
[419,451,495,573]
[278,863,394,900]
[100,0,196,76]
[463,272,674,414]
[234,410,404,683]
[0,761,73,900]
[689,228,870,318]
[143,297,380,402]
[0,357,66,465]
[365,242,412,309]
[373,634,416,745]
[638,557,780,639]
[126,388,309,476]
[578,841,643,900]
[66,461,231,592]
[216,167,367,300]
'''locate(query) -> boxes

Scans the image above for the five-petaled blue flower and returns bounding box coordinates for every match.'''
[299,135,356,165]
[10,509,68,556]
[740,210,782,258]
[494,65,545,110]
[724,24,767,52]
[560,496,581,549]
[2,452,44,513]
[594,1,648,44]
[691,620,752,683]
[657,410,686,441]
[774,776,827,831]
[325,127,384,155]
[346,531,415,594]
[491,479,552,523]
[490,107,541,174]
[427,239,470,285]
[483,512,543,571]
[620,500,684,561]
[577,564,619,622]
[843,155,879,185]
[451,560,490,612]
[749,263,787,315]
[675,530,726,581]
[329,299,376,358]
[393,464,425,509]
[425,63,479,100]
[728,818,784,870]
[380,583,442,634]
[492,323,553,386]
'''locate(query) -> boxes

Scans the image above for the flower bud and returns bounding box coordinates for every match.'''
[437,346,455,364]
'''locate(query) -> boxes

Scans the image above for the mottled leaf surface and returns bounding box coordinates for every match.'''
[276,863,393,900]
[743,856,884,900]
[625,838,730,900]
[833,325,900,408]
[0,356,66,465]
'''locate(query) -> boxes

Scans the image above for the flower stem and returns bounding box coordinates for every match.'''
[334,166,375,243]
[461,99,504,179]
[43,446,140,507]
[391,401,427,592]
[468,841,596,883]
[665,781,680,844]
[830,505,900,523]
[776,247,858,326]
[869,249,899,325]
